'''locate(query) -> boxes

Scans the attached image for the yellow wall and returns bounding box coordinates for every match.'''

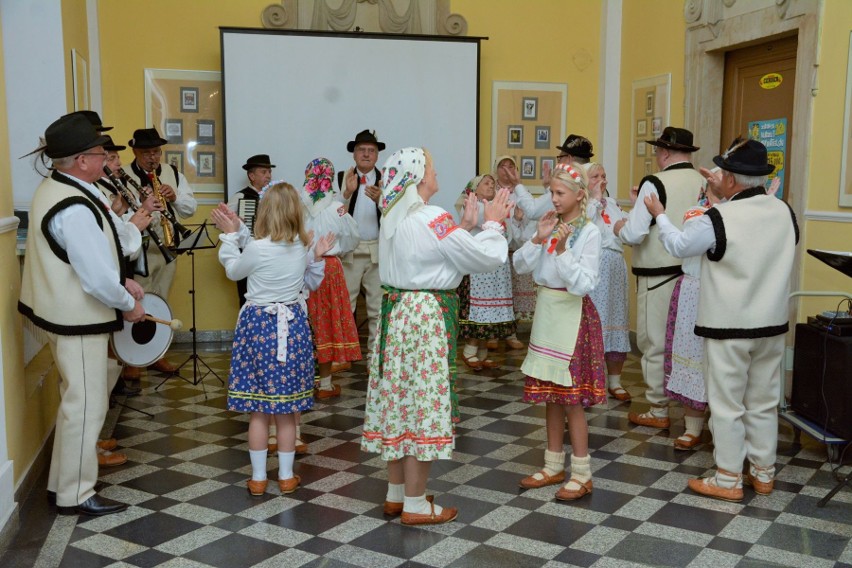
[62,0,89,112]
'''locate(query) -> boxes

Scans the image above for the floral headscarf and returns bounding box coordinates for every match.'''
[380,147,427,239]
[455,174,492,217]
[299,157,337,216]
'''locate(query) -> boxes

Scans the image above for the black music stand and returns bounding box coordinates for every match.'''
[156,221,224,393]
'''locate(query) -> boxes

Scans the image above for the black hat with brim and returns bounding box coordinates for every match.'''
[103,135,126,152]
[242,154,276,171]
[347,129,386,152]
[555,134,594,159]
[128,128,168,148]
[712,139,775,176]
[70,110,113,132]
[44,114,111,159]
[646,126,699,152]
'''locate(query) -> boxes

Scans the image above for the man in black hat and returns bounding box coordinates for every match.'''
[644,138,798,501]
[337,129,385,355]
[613,126,704,430]
[18,113,146,516]
[226,154,275,305]
[123,127,197,374]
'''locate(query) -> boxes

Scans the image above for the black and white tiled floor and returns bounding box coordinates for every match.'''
[3,334,852,568]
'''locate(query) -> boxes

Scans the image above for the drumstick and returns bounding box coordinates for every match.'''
[144,314,183,330]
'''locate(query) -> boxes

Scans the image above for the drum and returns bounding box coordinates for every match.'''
[110,293,174,367]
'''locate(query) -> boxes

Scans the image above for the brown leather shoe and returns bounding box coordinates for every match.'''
[674,433,702,450]
[555,478,593,501]
[608,386,631,401]
[744,470,774,495]
[295,439,308,455]
[121,366,142,380]
[278,475,300,494]
[486,339,499,350]
[247,479,268,496]
[148,358,178,373]
[505,338,525,350]
[480,359,500,369]
[628,411,670,429]
[400,502,458,525]
[460,354,483,371]
[98,452,127,467]
[97,438,118,452]
[519,469,565,489]
[384,495,433,516]
[330,361,352,373]
[316,384,341,400]
[688,476,743,502]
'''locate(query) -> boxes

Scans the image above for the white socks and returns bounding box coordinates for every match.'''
[607,374,623,390]
[249,449,267,481]
[403,494,442,515]
[463,344,478,359]
[319,375,333,390]
[649,405,669,418]
[749,463,775,483]
[564,454,592,491]
[683,415,704,438]
[386,482,404,503]
[529,449,565,481]
[714,468,742,489]
[278,451,295,480]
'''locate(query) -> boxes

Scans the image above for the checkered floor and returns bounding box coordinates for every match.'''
[3,334,852,568]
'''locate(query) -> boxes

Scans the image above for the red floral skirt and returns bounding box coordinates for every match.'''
[307,256,362,364]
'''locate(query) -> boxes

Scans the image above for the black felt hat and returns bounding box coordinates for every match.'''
[555,134,594,159]
[43,114,110,159]
[128,128,168,148]
[347,129,385,152]
[712,138,775,176]
[103,135,126,152]
[242,154,276,171]
[69,110,113,132]
[646,127,699,152]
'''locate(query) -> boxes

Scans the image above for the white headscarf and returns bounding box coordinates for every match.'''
[379,147,427,239]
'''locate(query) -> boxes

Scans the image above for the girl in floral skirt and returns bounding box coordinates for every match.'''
[514,164,606,501]
[211,183,334,497]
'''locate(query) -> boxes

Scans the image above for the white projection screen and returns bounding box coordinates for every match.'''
[221,28,482,216]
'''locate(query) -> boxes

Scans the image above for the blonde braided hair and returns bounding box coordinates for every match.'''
[551,164,590,233]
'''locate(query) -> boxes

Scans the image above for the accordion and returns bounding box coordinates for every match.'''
[237,198,258,236]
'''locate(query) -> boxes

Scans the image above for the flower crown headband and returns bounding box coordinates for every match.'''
[259,179,287,201]
[553,163,586,189]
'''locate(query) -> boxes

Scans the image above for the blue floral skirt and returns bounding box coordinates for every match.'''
[227,303,315,415]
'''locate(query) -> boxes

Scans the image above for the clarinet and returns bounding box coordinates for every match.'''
[116,167,192,240]
[103,166,176,264]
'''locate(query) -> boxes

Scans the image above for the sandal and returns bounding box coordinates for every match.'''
[607,386,631,401]
[461,354,483,370]
[674,433,701,450]
[480,359,500,369]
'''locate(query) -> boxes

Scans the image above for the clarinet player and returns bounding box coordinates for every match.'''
[122,128,197,376]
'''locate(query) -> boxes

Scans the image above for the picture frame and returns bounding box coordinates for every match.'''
[520,156,536,179]
[164,119,183,144]
[534,125,550,149]
[644,159,653,175]
[180,87,199,112]
[630,74,670,200]
[636,119,647,137]
[636,141,646,157]
[197,151,216,177]
[165,150,184,173]
[540,157,555,180]
[196,119,215,145]
[645,91,655,115]
[508,125,523,147]
[522,97,538,120]
[652,117,662,136]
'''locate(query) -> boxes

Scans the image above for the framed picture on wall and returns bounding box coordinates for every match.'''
[652,117,662,136]
[508,125,523,147]
[636,141,646,157]
[534,126,550,149]
[636,119,647,137]
[197,151,216,177]
[196,119,215,145]
[520,156,536,179]
[522,97,538,120]
[164,119,183,144]
[644,159,653,175]
[180,87,199,112]
[165,151,184,173]
[630,74,670,199]
[540,157,555,179]
[645,91,655,115]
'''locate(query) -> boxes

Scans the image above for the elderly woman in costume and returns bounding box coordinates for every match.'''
[361,148,511,525]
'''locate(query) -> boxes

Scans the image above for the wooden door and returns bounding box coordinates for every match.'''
[721,34,797,201]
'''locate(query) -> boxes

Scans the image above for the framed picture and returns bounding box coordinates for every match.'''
[636,119,647,137]
[180,87,199,112]
[197,151,216,177]
[522,97,538,120]
[644,159,653,175]
[534,125,550,149]
[540,157,555,179]
[645,91,655,115]
[165,151,184,173]
[196,119,215,145]
[164,119,183,144]
[508,125,523,147]
[652,117,662,136]
[520,156,536,179]
[636,141,646,157]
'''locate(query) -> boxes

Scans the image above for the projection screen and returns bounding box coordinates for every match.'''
[221,28,481,216]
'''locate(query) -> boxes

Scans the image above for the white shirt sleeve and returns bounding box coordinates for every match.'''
[217,232,260,280]
[655,213,716,258]
[618,180,657,245]
[512,238,543,275]
[439,225,509,275]
[303,254,326,291]
[555,226,601,296]
[512,184,553,220]
[49,205,135,312]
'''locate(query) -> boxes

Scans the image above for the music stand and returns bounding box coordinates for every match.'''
[156,221,224,393]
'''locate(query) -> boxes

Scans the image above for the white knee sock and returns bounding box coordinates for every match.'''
[278,451,296,480]
[319,375,333,390]
[607,374,623,389]
[386,482,404,503]
[683,415,704,437]
[570,454,592,484]
[529,449,565,481]
[249,449,267,481]
[463,344,478,358]
[403,494,442,515]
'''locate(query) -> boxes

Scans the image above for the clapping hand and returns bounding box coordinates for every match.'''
[552,221,575,255]
[501,163,520,186]
[211,202,241,234]
[484,187,512,224]
[542,161,552,187]
[313,231,336,260]
[535,210,559,242]
[644,193,665,218]
[460,192,479,231]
